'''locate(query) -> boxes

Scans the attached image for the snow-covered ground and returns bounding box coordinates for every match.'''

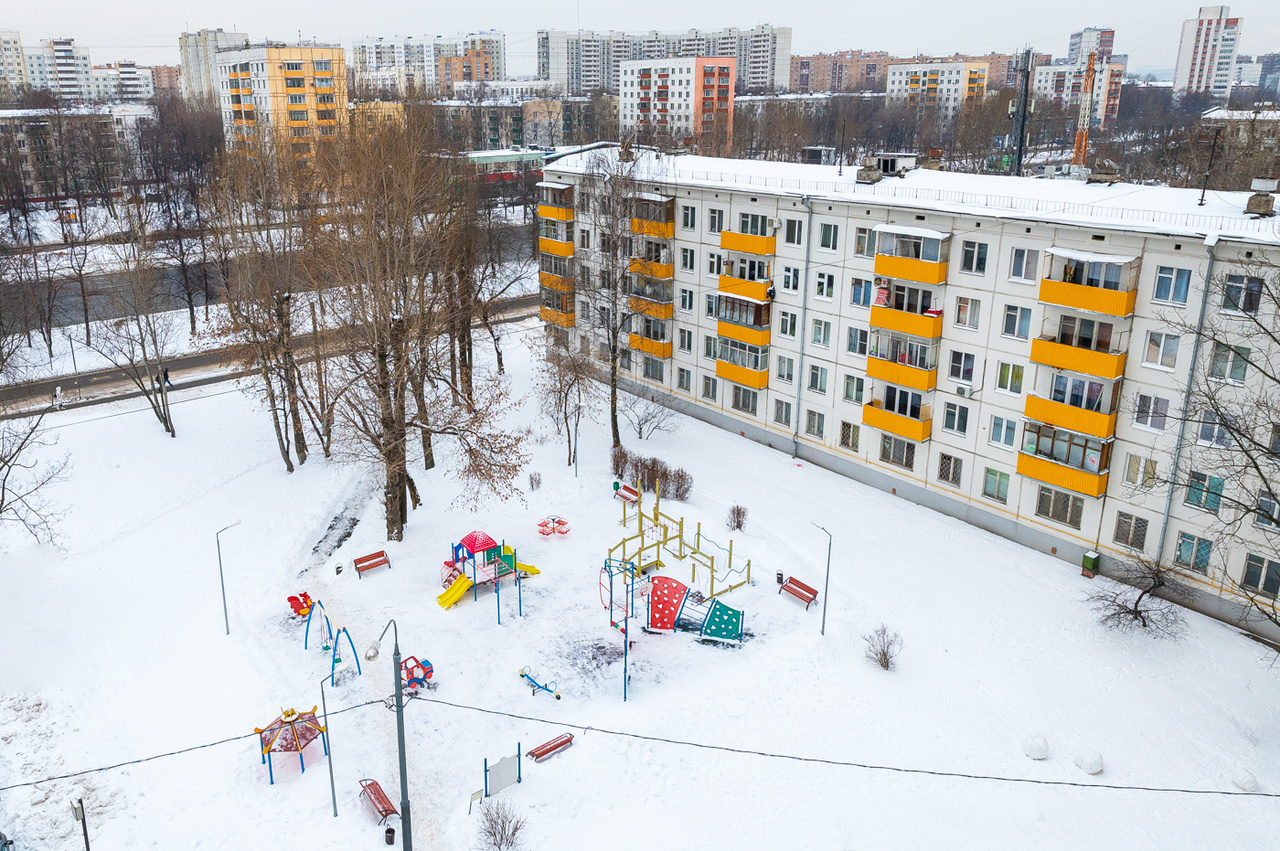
[2,319,1279,849]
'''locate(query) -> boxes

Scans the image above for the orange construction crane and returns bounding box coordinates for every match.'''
[1071,52,1097,167]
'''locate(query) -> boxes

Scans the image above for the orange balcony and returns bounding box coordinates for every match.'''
[540,306,575,328]
[1023,395,1117,440]
[866,357,937,392]
[720,231,776,255]
[715,360,769,389]
[1038,278,1137,318]
[539,272,574,294]
[869,305,943,339]
[539,237,575,258]
[629,334,673,358]
[1016,452,1109,498]
[862,401,932,442]
[717,321,770,347]
[874,254,948,285]
[630,296,674,319]
[717,275,769,302]
[1030,338,1126,380]
[630,218,674,239]
[539,204,574,222]
[629,258,674,279]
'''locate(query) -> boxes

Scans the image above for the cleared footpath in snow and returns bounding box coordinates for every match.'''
[1,319,1279,849]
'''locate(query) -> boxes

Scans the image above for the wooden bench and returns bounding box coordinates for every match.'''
[780,577,819,610]
[526,733,574,762]
[614,484,639,504]
[358,778,399,825]
[353,551,390,578]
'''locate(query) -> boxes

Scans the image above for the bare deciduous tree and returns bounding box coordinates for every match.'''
[619,392,680,440]
[536,342,599,466]
[474,798,526,851]
[1088,556,1188,639]
[863,624,903,670]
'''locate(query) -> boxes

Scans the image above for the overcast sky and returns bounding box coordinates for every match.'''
[7,1,1279,76]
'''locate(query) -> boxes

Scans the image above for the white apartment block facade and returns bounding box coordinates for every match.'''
[180,28,250,99]
[886,60,988,116]
[1174,5,1242,97]
[351,37,432,94]
[89,62,155,103]
[0,30,27,94]
[1033,62,1126,127]
[538,25,790,95]
[23,38,91,100]
[538,149,1280,625]
[618,57,735,144]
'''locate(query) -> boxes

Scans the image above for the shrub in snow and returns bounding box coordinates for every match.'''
[863,624,903,671]
[726,504,748,531]
[1232,768,1258,792]
[1074,750,1104,775]
[610,445,631,480]
[1088,556,1187,640]
[1022,736,1049,761]
[528,472,542,492]
[476,797,526,850]
[668,467,694,501]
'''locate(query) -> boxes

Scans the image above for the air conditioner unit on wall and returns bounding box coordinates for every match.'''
[955,384,972,398]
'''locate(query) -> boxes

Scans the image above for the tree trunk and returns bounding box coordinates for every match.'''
[78,275,91,346]
[260,365,294,472]
[609,343,621,447]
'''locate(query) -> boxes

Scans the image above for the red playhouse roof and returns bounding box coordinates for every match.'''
[255,707,325,755]
[459,530,498,555]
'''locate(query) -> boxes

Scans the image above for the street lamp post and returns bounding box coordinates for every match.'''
[319,674,338,818]
[366,620,412,851]
[215,521,241,636]
[811,521,833,636]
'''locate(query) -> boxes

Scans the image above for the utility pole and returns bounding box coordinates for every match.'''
[1009,48,1034,176]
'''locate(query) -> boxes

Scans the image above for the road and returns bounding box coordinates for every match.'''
[0,294,540,418]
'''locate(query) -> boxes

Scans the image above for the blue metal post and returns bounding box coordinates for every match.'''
[517,744,522,783]
[483,758,489,797]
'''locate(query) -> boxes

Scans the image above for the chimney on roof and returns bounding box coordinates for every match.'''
[1246,177,1278,217]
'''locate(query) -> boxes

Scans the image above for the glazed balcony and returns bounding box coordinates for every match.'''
[717,320,770,348]
[1023,395,1117,440]
[862,401,932,443]
[1030,338,1126,381]
[717,275,770,302]
[873,254,949,285]
[869,305,943,339]
[1016,452,1109,498]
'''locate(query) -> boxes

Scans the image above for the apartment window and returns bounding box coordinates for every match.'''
[850,278,872,307]
[943,402,969,434]
[812,319,831,347]
[740,213,769,235]
[949,350,975,383]
[681,205,696,229]
[1134,394,1170,431]
[1036,486,1084,529]
[703,335,716,360]
[1223,274,1262,315]
[731,385,758,415]
[678,247,695,271]
[579,228,591,249]
[805,410,826,438]
[284,62,303,71]
[679,288,693,312]
[1243,554,1280,595]
[815,272,835,299]
[996,362,1024,394]
[785,219,803,245]
[708,208,724,233]
[938,453,962,486]
[777,355,794,383]
[1208,342,1249,383]
[779,310,797,337]
[839,421,859,451]
[313,60,332,72]
[820,223,839,250]
[1113,512,1149,550]
[288,110,309,121]
[317,94,335,104]
[982,468,1010,503]
[1185,471,1225,512]
[960,240,988,274]
[854,227,876,257]
[1198,410,1231,447]
[847,327,868,355]
[843,375,864,403]
[879,435,915,469]
[782,266,800,291]
[1144,332,1179,369]
[808,365,828,394]
[955,297,980,329]
[1174,533,1213,573]
[1010,248,1040,282]
[705,294,718,317]
[1124,454,1158,488]
[1154,266,1191,304]
[285,77,305,88]
[288,93,306,105]
[678,328,693,352]
[1255,493,1280,530]
[291,127,310,137]
[990,415,1017,447]
[1002,305,1031,339]
[707,253,724,276]
[702,376,718,400]
[315,77,333,88]
[619,349,632,370]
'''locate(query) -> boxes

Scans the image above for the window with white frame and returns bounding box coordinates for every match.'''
[1198,410,1231,447]
[820,223,839,250]
[731,385,757,415]
[805,410,825,438]
[1255,493,1280,530]
[708,208,724,233]
[644,356,665,381]
[779,310,797,337]
[1243,553,1280,594]
[1124,454,1158,488]
[1185,471,1224,512]
[677,367,692,391]
[703,335,716,360]
[839,421,859,450]
[949,350,975,382]
[843,374,864,403]
[938,453,962,486]
[680,248,695,271]
[681,205,696,229]
[774,399,792,425]
[955,296,980,329]
[777,355,794,383]
[1114,512,1149,550]
[678,328,693,352]
[1002,305,1031,339]
[1036,486,1084,529]
[879,435,915,469]
[782,266,800,291]
[1144,332,1179,369]
[854,227,876,257]
[785,219,803,245]
[815,272,835,299]
[1134,394,1170,431]
[996,362,1024,394]
[808,365,828,393]
[943,402,969,434]
[1223,274,1262,315]
[1154,266,1191,305]
[740,213,769,236]
[850,278,872,307]
[960,240,988,274]
[1208,342,1249,383]
[812,319,831,347]
[1174,532,1212,572]
[983,468,1010,502]
[1010,247,1040,282]
[707,253,724,276]
[990,414,1017,447]
[847,327,868,355]
[702,375,717,400]
[679,288,694,312]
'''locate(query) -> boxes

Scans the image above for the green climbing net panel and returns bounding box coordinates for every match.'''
[700,599,744,642]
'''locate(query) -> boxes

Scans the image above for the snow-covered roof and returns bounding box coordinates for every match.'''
[545,148,1280,246]
[873,223,949,241]
[1046,246,1138,264]
[536,181,571,190]
[1201,107,1280,122]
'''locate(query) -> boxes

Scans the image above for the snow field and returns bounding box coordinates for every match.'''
[1,318,1279,849]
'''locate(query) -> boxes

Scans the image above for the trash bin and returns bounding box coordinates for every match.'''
[385,826,395,845]
[776,570,784,585]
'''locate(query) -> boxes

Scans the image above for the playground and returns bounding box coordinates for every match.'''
[2,320,1280,850]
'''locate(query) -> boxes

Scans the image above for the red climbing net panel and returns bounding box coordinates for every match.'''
[648,576,688,631]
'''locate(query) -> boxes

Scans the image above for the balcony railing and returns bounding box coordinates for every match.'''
[1016,452,1109,498]
[720,231,776,255]
[1023,395,1117,439]
[867,356,937,392]
[1038,278,1137,318]
[862,400,932,442]
[869,305,943,339]
[1029,337,1126,381]
[715,360,769,389]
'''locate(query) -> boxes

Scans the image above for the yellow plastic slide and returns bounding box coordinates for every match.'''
[437,574,475,609]
[517,561,539,576]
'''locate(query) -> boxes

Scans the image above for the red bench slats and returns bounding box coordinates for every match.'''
[527,733,574,762]
[354,551,390,578]
[780,577,819,610]
[614,485,639,504]
[359,778,398,824]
